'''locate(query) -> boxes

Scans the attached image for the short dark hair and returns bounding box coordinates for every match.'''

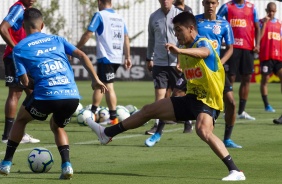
[172,12,197,31]
[24,8,43,29]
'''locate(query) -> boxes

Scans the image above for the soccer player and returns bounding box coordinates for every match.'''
[259,2,282,113]
[174,0,193,13]
[88,12,246,181]
[144,0,183,135]
[76,0,132,125]
[145,0,242,149]
[218,0,260,120]
[0,0,40,144]
[0,8,107,179]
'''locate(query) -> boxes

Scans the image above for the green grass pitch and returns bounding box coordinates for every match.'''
[0,80,282,184]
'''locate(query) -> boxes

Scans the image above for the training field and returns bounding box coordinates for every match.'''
[0,80,282,184]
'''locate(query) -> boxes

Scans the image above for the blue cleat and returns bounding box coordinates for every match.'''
[265,105,275,112]
[0,160,12,176]
[223,139,242,148]
[59,162,73,180]
[145,133,161,147]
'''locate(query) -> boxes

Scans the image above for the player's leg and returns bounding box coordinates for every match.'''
[0,97,34,176]
[51,99,78,180]
[237,50,255,120]
[195,112,245,181]
[272,62,282,124]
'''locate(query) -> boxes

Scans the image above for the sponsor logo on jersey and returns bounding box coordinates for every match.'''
[212,25,221,35]
[46,89,78,96]
[28,38,51,47]
[106,72,115,81]
[48,76,70,86]
[30,107,46,118]
[230,19,247,27]
[210,40,218,49]
[40,60,66,76]
[184,67,203,80]
[234,38,244,46]
[36,47,57,56]
[268,32,281,41]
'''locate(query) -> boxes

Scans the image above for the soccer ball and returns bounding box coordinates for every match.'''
[84,104,92,110]
[125,104,138,115]
[72,103,83,117]
[27,147,54,173]
[116,105,130,122]
[77,109,95,126]
[97,107,110,123]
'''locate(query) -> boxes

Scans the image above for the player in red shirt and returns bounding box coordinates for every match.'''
[259,2,282,113]
[0,0,40,143]
[218,0,260,120]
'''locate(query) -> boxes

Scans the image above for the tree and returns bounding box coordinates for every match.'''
[34,0,66,36]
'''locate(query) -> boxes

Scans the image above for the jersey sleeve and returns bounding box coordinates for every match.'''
[87,12,102,33]
[61,37,77,55]
[253,6,259,23]
[12,47,26,77]
[217,4,228,19]
[4,5,24,27]
[223,22,234,45]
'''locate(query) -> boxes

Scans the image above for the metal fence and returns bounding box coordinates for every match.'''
[0,0,281,47]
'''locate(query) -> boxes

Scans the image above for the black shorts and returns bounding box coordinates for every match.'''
[224,48,254,75]
[223,75,233,94]
[3,57,23,87]
[23,94,79,128]
[97,62,120,83]
[170,94,220,124]
[260,60,282,75]
[152,66,181,90]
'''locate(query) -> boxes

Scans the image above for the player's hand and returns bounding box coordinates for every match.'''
[253,45,260,53]
[146,60,153,72]
[92,80,108,93]
[124,58,132,69]
[165,43,179,54]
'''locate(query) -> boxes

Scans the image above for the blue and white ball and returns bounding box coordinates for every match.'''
[125,104,138,115]
[77,109,95,126]
[97,107,110,123]
[72,103,83,117]
[27,147,54,173]
[116,105,130,122]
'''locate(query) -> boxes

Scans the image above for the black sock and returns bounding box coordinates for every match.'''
[156,120,165,134]
[222,155,239,171]
[104,122,126,137]
[261,95,268,108]
[91,105,98,114]
[2,118,14,140]
[109,110,117,120]
[58,145,70,164]
[224,125,233,140]
[4,140,19,161]
[238,99,246,115]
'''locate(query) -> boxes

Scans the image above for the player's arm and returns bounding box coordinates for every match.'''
[253,7,260,53]
[72,49,107,93]
[146,16,154,71]
[76,30,93,49]
[123,25,132,69]
[165,43,210,59]
[0,21,16,48]
[221,44,233,64]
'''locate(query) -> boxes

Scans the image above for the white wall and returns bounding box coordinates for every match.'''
[0,0,281,47]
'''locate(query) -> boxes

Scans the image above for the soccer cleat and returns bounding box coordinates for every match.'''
[145,132,161,147]
[237,111,256,120]
[59,162,73,180]
[145,123,158,135]
[222,170,246,181]
[110,118,118,125]
[183,120,193,133]
[273,115,282,124]
[0,160,12,176]
[265,105,275,112]
[223,139,242,148]
[20,133,40,144]
[86,118,112,145]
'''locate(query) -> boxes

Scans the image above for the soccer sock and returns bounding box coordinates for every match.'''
[223,125,234,140]
[91,105,98,114]
[4,140,19,161]
[58,145,70,164]
[222,155,239,171]
[104,122,126,137]
[261,95,269,107]
[238,99,246,115]
[2,118,14,140]
[109,110,117,120]
[156,120,165,134]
